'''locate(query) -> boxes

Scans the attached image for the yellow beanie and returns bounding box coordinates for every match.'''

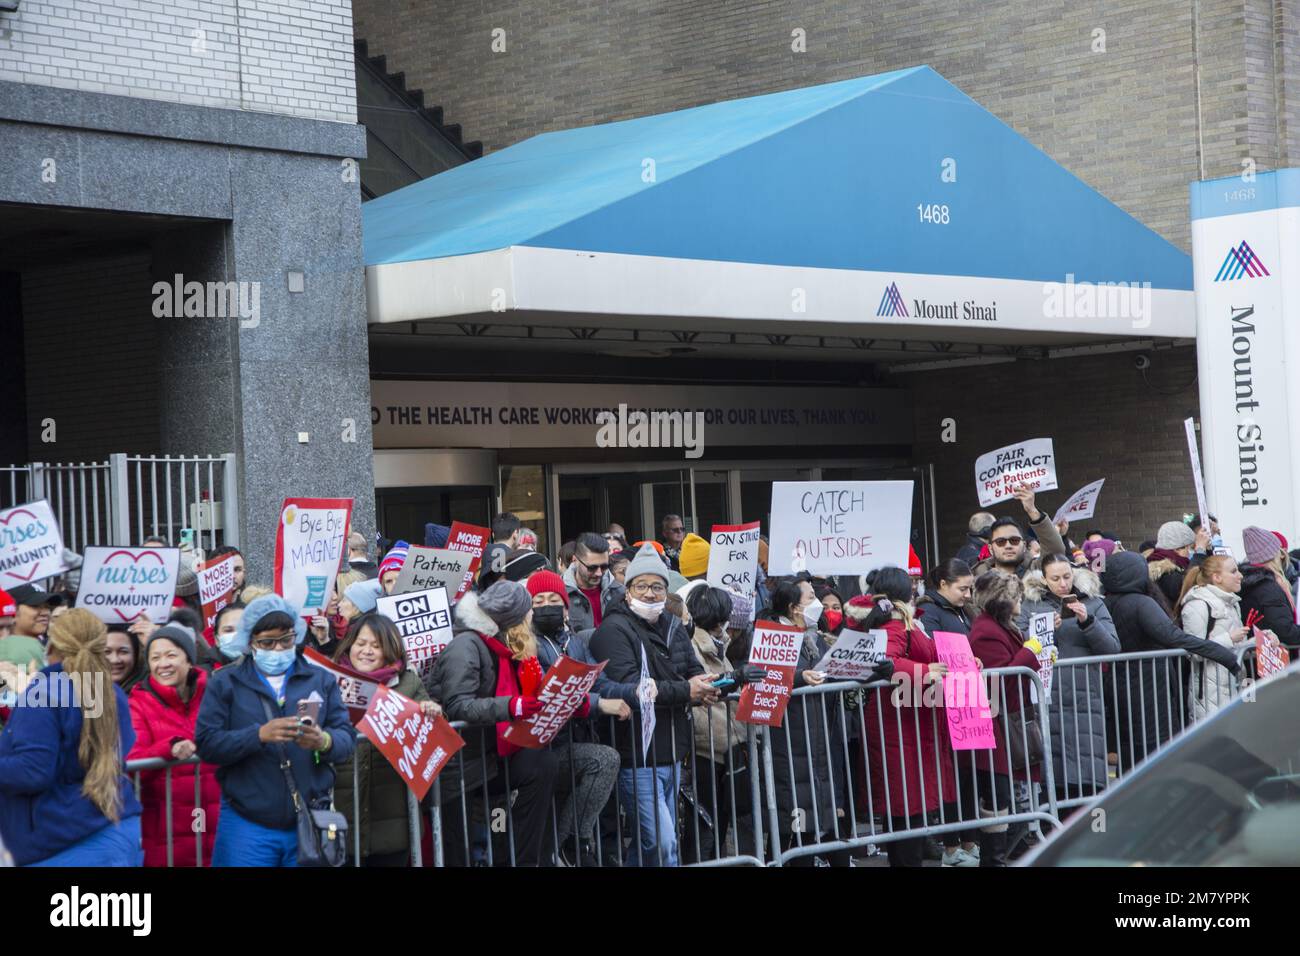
[678,533,711,579]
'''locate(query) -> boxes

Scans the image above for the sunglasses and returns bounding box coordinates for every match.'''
[992,536,1023,548]
[576,556,610,573]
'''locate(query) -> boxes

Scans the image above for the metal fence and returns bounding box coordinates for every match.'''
[0,453,238,552]
[121,645,1276,868]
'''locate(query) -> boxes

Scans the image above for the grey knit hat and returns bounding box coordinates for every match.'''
[1155,520,1196,551]
[1243,526,1281,565]
[146,623,198,665]
[625,542,669,588]
[477,579,532,629]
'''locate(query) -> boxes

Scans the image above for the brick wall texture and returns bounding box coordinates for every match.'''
[0,0,356,122]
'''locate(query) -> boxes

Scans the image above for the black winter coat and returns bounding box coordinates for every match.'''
[1238,565,1300,652]
[587,597,703,766]
[1100,551,1239,769]
[916,592,972,636]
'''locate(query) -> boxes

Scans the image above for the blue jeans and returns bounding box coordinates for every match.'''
[29,815,143,867]
[211,801,298,867]
[617,763,680,867]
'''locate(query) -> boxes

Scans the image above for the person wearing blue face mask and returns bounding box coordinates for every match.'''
[195,594,355,866]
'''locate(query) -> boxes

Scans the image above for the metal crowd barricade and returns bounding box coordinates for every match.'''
[126,754,205,868]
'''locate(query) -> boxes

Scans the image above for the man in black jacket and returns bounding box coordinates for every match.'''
[588,543,719,865]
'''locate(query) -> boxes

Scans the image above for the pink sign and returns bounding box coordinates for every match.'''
[932,631,996,751]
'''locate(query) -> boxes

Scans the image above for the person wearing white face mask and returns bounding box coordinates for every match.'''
[195,594,355,867]
[211,603,246,662]
[588,543,719,866]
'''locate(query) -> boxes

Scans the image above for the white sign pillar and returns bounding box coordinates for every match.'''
[1190,170,1300,553]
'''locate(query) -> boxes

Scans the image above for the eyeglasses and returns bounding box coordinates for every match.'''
[251,634,295,651]
[666,527,685,534]
[992,536,1023,548]
[576,556,610,573]
[629,583,667,597]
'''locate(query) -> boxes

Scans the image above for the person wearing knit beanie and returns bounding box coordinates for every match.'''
[342,578,383,618]
[677,533,710,579]
[1243,525,1283,566]
[503,548,550,582]
[475,579,532,631]
[624,542,669,587]
[526,570,569,607]
[1155,521,1196,551]
[424,523,450,549]
[145,623,199,666]
[378,540,410,593]
[842,594,875,631]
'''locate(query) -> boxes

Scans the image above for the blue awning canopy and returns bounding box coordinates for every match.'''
[363,66,1192,342]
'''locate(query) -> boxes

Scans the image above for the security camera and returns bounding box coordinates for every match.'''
[1134,353,1151,370]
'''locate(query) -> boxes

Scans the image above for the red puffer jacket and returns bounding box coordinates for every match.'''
[128,668,222,867]
[863,617,957,820]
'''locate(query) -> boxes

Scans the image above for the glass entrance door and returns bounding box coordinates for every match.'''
[553,467,730,547]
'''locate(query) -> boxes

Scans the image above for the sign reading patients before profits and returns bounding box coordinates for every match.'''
[76,547,181,624]
[974,438,1058,507]
[767,481,914,576]
[392,547,473,597]
[0,499,69,586]
[274,497,353,615]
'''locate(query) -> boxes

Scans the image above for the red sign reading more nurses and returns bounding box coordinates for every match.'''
[359,685,465,801]
[735,620,803,727]
[503,656,606,749]
[197,551,238,630]
[446,521,490,601]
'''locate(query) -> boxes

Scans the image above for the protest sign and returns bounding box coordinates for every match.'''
[812,629,889,682]
[376,586,454,678]
[933,631,996,750]
[76,547,180,624]
[197,552,238,630]
[302,646,384,723]
[726,587,757,630]
[974,438,1057,507]
[359,685,465,801]
[504,655,607,749]
[638,644,656,759]
[274,497,352,615]
[1052,479,1105,525]
[767,481,913,576]
[1255,626,1291,679]
[706,521,761,595]
[1027,612,1055,702]
[0,499,69,585]
[1184,418,1210,530]
[446,520,490,601]
[735,620,803,727]
[392,547,472,597]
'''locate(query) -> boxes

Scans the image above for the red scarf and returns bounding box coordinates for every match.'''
[1147,548,1189,570]
[482,635,523,757]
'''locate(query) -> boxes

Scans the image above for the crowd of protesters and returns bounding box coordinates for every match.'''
[0,489,1294,869]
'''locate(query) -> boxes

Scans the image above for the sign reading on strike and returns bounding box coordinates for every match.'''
[974,438,1058,507]
[197,552,238,630]
[706,521,761,595]
[392,546,472,597]
[767,481,914,576]
[933,631,996,751]
[375,586,454,678]
[0,499,69,586]
[736,620,803,727]
[445,521,490,601]
[1052,479,1105,525]
[359,685,464,801]
[274,497,353,615]
[76,547,181,624]
[1255,626,1291,679]
[302,646,384,724]
[812,629,888,682]
[1027,612,1055,702]
[504,655,607,749]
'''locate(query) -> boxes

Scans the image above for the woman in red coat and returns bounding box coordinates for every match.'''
[965,570,1042,867]
[128,624,222,867]
[859,567,958,867]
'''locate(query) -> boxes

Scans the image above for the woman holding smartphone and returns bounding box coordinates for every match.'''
[1017,555,1120,806]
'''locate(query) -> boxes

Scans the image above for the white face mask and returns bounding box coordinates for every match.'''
[629,598,665,623]
[802,598,824,629]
